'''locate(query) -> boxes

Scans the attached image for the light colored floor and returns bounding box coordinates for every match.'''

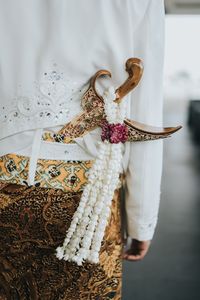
[122,100,200,300]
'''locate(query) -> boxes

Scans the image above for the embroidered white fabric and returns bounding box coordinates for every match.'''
[0,68,88,140]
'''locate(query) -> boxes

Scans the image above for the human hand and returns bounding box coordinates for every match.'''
[122,238,151,261]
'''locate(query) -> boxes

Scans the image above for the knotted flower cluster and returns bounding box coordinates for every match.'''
[101,121,128,144]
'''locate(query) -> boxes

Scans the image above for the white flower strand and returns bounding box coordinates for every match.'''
[75,145,113,264]
[56,86,125,265]
[56,142,108,261]
[56,143,107,261]
[68,144,110,264]
[89,144,122,263]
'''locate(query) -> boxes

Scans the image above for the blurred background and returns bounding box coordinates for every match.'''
[123,1,200,299]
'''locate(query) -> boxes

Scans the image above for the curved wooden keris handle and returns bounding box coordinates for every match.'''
[87,58,143,103]
[115,58,144,103]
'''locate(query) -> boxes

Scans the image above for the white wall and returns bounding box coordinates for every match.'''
[164,15,200,100]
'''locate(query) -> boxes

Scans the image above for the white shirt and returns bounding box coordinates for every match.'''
[0,0,165,241]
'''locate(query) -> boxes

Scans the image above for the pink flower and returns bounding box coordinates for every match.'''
[101,121,128,143]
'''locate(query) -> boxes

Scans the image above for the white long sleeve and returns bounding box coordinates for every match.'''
[125,0,165,241]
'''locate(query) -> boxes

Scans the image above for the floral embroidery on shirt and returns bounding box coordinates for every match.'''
[0,64,86,127]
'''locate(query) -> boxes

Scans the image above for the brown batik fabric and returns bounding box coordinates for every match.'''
[0,181,123,300]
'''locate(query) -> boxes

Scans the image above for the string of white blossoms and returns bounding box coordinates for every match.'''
[56,86,126,266]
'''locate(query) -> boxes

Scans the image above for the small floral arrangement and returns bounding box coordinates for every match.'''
[101,121,128,144]
[56,86,126,265]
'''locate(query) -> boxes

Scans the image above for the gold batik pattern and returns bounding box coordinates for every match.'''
[0,154,92,193]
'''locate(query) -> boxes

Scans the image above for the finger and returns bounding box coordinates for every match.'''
[125,254,145,261]
[122,251,141,259]
[123,250,147,261]
[124,254,143,261]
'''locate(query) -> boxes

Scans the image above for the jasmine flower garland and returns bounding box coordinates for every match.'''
[56,86,128,265]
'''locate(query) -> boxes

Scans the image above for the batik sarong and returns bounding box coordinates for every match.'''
[0,154,123,300]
